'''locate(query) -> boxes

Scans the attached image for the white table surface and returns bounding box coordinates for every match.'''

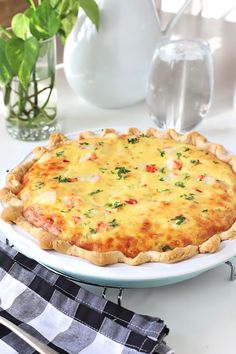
[1,62,236,354]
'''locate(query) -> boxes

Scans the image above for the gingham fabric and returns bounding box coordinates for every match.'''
[0,241,173,354]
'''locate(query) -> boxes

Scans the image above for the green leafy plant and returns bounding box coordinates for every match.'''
[0,0,99,129]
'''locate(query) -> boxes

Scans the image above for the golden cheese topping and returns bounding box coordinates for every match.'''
[19,135,236,258]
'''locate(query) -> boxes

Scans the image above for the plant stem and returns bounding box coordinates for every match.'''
[3,82,11,106]
[32,70,38,117]
[40,73,55,111]
[0,27,12,39]
[28,0,36,10]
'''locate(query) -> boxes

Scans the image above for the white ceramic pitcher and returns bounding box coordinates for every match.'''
[63,0,193,109]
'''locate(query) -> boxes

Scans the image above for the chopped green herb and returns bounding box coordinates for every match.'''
[80,142,89,146]
[171,215,186,225]
[161,245,172,252]
[115,166,131,179]
[89,189,103,196]
[176,152,182,159]
[56,150,64,157]
[175,181,185,188]
[157,148,166,157]
[159,167,166,174]
[183,147,190,152]
[184,173,190,180]
[99,167,108,173]
[54,175,70,183]
[109,219,119,228]
[98,141,104,146]
[124,146,128,149]
[84,209,94,218]
[213,161,219,164]
[190,159,200,165]
[35,181,44,189]
[159,177,165,182]
[180,193,195,200]
[89,228,97,234]
[158,188,171,193]
[61,208,73,213]
[201,209,208,213]
[128,137,139,144]
[106,201,124,209]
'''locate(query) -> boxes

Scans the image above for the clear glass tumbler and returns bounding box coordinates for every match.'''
[146,39,214,133]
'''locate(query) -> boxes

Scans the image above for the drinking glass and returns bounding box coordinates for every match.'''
[146,39,213,132]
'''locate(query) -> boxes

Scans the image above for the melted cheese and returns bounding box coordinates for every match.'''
[19,135,236,258]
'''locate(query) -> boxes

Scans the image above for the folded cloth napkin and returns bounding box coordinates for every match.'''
[0,241,173,354]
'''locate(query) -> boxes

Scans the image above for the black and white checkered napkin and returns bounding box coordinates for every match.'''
[0,241,173,354]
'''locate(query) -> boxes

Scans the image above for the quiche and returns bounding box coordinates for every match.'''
[1,128,236,266]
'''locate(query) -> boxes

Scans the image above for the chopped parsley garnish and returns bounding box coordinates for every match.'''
[54,175,70,183]
[84,209,94,218]
[157,188,171,193]
[171,215,186,225]
[99,167,108,173]
[35,181,44,189]
[201,209,208,212]
[109,219,119,228]
[183,147,190,152]
[161,245,172,252]
[159,177,165,182]
[89,228,97,234]
[159,167,166,174]
[80,142,89,146]
[176,152,182,159]
[106,201,124,209]
[89,189,103,196]
[157,148,166,157]
[56,150,64,157]
[181,193,195,200]
[175,181,185,188]
[190,159,200,165]
[139,133,147,137]
[115,166,131,179]
[98,141,104,146]
[184,173,190,180]
[128,137,139,144]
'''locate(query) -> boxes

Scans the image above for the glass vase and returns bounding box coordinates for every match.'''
[4,36,58,141]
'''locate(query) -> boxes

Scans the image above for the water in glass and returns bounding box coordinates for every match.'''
[146,39,213,132]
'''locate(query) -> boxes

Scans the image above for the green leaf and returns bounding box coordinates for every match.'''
[30,1,61,40]
[0,38,13,86]
[59,11,77,43]
[12,13,31,40]
[24,8,35,19]
[5,37,39,89]
[79,0,100,31]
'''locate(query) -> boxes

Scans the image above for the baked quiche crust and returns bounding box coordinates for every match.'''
[1,127,236,266]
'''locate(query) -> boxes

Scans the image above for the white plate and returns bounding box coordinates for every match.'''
[1,130,236,288]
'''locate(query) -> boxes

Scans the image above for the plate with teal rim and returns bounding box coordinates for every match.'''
[1,129,236,288]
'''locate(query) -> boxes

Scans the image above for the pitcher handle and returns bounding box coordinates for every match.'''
[152,0,194,36]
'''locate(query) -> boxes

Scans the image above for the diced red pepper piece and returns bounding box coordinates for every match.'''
[73,216,81,224]
[97,221,107,232]
[197,174,205,181]
[63,159,70,163]
[88,152,98,161]
[146,165,158,173]
[68,177,78,182]
[195,188,203,193]
[173,160,182,170]
[125,198,138,205]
